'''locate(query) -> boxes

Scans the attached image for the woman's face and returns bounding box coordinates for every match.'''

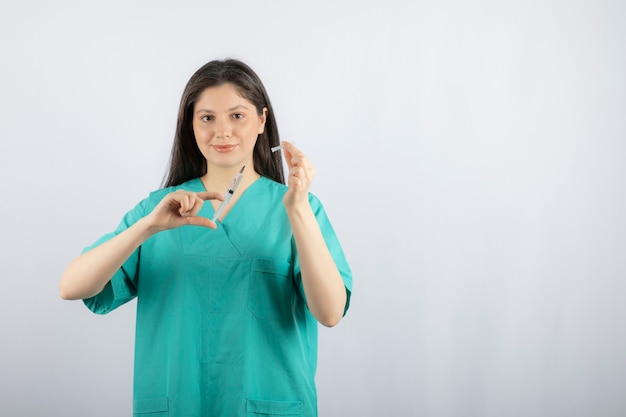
[192,83,267,171]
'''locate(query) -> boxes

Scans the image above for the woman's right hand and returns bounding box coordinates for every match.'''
[60,190,223,301]
[144,190,224,233]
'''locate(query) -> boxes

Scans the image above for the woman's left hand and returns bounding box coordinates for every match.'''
[280,141,347,327]
[282,141,315,208]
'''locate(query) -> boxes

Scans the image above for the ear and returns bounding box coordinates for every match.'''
[258,107,268,134]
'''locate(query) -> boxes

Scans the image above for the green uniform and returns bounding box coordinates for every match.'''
[83,177,352,417]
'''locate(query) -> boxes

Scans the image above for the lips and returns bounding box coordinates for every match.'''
[212,144,237,153]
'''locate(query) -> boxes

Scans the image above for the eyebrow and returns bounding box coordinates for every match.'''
[195,104,250,114]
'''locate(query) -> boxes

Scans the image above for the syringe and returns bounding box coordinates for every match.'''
[271,141,294,153]
[211,165,246,223]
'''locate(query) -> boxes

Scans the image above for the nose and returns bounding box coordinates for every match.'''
[215,116,232,139]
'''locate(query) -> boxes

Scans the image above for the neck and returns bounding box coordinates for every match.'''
[201,163,260,194]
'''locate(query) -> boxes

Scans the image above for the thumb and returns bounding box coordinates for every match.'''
[183,215,218,229]
[196,191,225,201]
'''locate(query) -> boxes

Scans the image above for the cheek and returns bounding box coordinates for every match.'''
[245,134,259,151]
[191,121,200,138]
[192,124,210,141]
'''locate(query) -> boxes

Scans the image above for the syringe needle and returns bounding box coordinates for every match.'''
[211,165,246,223]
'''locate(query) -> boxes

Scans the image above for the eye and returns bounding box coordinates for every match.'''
[201,115,214,122]
[232,113,244,119]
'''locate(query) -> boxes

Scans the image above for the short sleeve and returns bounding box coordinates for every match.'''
[293,194,353,316]
[82,199,149,315]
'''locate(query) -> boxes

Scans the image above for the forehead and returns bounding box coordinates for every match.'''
[195,83,252,108]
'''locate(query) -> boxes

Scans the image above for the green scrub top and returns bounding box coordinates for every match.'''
[83,176,352,417]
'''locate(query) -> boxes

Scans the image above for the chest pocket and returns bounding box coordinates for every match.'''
[246,399,302,416]
[134,397,168,416]
[248,259,295,322]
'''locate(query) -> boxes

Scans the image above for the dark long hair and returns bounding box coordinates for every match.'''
[162,59,284,187]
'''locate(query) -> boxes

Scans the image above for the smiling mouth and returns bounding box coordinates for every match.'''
[212,144,237,152]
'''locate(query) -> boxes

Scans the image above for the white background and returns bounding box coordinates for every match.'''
[1,1,625,416]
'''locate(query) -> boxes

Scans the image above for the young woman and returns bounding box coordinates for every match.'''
[60,59,352,417]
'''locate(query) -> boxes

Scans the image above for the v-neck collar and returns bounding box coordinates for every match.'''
[182,177,270,257]
[193,176,263,223]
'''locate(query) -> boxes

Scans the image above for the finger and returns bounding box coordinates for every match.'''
[178,194,191,216]
[179,193,203,216]
[291,152,315,176]
[183,215,218,229]
[281,141,301,154]
[282,141,304,168]
[196,191,225,202]
[288,167,308,189]
[290,166,306,179]
[187,194,206,217]
[283,146,294,169]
